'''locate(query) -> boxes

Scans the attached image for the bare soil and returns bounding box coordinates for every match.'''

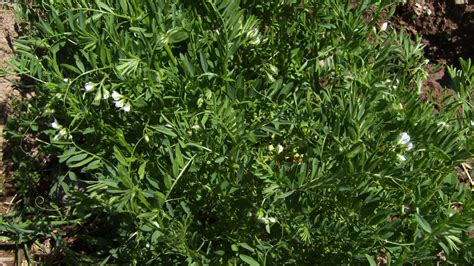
[394,1,474,91]
[0,8,16,195]
[0,9,16,207]
[0,7,23,266]
[396,1,474,66]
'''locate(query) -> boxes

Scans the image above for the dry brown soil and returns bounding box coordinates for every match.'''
[0,7,25,266]
[395,0,474,97]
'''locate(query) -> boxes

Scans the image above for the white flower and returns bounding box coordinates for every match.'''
[258,217,277,225]
[112,90,122,101]
[267,217,277,224]
[58,128,68,137]
[380,22,388,32]
[114,99,124,108]
[54,128,71,140]
[191,125,201,130]
[111,90,131,112]
[398,132,415,150]
[51,119,72,140]
[122,103,131,112]
[470,120,474,127]
[63,78,70,83]
[277,144,284,154]
[398,132,411,146]
[397,154,407,162]
[84,82,96,92]
[51,120,61,129]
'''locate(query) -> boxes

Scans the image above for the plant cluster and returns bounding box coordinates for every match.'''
[1,0,473,264]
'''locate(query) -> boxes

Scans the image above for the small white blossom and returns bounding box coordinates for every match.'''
[258,217,277,225]
[51,119,71,140]
[58,128,68,137]
[380,22,388,32]
[397,154,407,162]
[84,82,96,92]
[112,90,122,101]
[114,99,124,108]
[111,91,131,112]
[398,132,411,146]
[191,125,201,130]
[51,120,61,129]
[122,103,131,112]
[277,144,284,154]
[63,78,70,83]
[398,132,415,150]
[471,120,474,127]
[54,128,71,140]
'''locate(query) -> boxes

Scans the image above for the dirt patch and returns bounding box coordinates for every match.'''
[395,0,474,67]
[0,7,25,266]
[0,8,17,195]
[394,0,474,108]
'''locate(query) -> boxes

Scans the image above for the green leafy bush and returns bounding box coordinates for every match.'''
[2,0,473,264]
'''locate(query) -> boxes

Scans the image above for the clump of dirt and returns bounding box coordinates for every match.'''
[0,7,23,266]
[395,0,474,67]
[393,1,474,112]
[394,0,474,105]
[0,9,17,196]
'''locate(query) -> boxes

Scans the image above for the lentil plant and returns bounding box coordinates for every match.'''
[1,0,473,264]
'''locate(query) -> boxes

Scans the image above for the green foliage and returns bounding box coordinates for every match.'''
[2,0,473,264]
